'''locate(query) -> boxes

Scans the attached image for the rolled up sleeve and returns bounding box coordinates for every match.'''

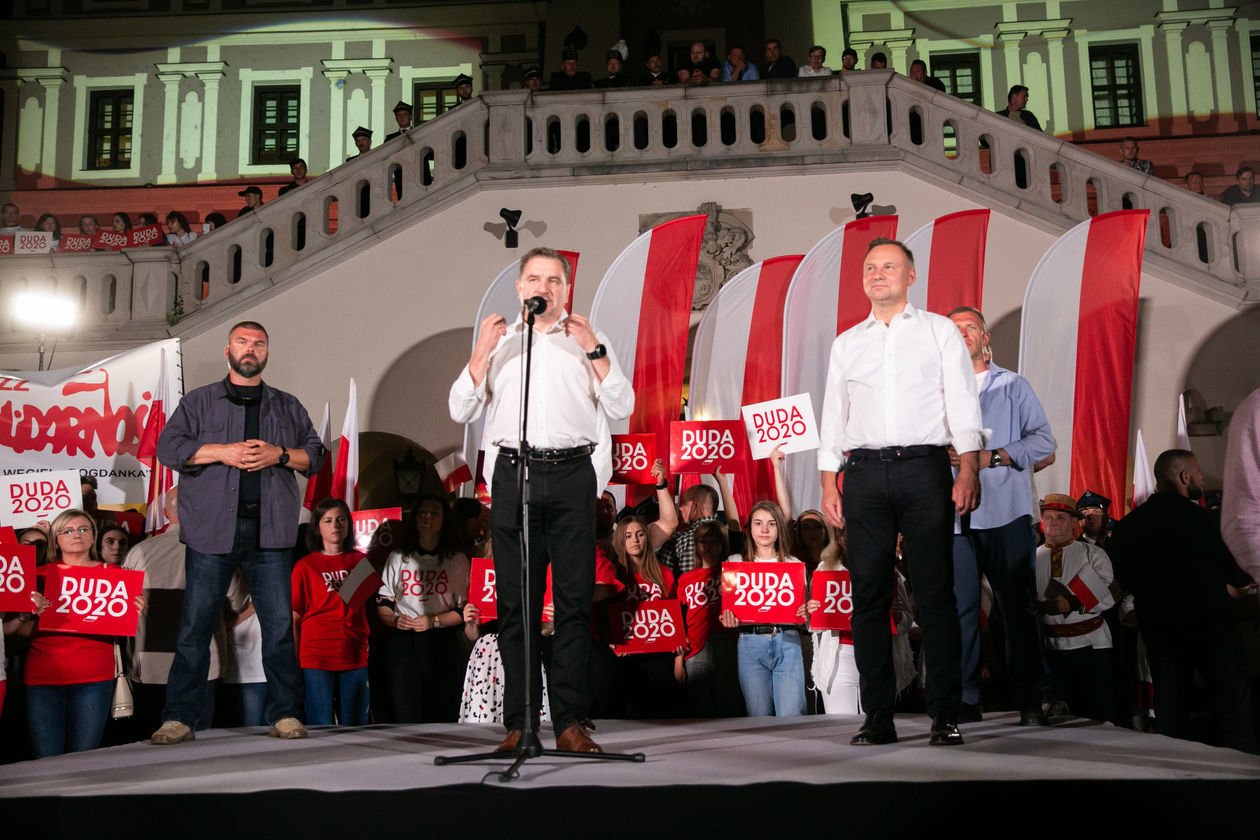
[448,365,488,424]
[157,396,209,476]
[593,331,634,421]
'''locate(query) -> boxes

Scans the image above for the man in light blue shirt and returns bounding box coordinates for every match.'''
[947,307,1056,726]
[721,44,760,82]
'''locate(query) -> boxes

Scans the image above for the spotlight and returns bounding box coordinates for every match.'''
[12,290,78,370]
[851,193,874,219]
[499,207,522,248]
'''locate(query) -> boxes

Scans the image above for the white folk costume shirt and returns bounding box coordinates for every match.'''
[817,302,984,472]
[1035,540,1114,651]
[449,312,634,492]
[377,550,470,618]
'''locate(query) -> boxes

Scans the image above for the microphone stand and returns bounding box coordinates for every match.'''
[435,298,644,780]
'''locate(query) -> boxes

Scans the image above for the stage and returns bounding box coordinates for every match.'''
[2,713,1257,836]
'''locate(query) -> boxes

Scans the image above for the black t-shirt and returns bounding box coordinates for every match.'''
[680,56,720,81]
[237,384,262,503]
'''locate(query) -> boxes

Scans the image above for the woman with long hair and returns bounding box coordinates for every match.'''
[165,211,198,247]
[719,500,808,716]
[374,494,469,722]
[111,212,132,233]
[292,498,372,725]
[676,518,743,716]
[97,523,130,566]
[800,510,863,714]
[35,213,62,250]
[10,509,145,757]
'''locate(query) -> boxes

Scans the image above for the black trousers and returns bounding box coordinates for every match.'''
[492,454,596,732]
[845,450,961,717]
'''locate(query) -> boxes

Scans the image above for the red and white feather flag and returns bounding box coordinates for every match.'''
[437,452,473,495]
[301,402,332,523]
[591,215,707,503]
[781,215,899,512]
[1132,429,1155,509]
[1176,392,1192,451]
[331,379,359,511]
[460,252,580,500]
[690,256,803,517]
[1018,209,1148,511]
[137,347,175,535]
[903,208,989,316]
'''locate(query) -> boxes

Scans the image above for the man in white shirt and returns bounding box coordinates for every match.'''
[818,237,983,746]
[449,247,633,755]
[0,202,25,234]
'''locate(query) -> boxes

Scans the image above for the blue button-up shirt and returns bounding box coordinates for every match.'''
[157,379,323,553]
[967,363,1056,530]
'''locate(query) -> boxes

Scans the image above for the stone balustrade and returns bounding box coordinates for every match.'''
[0,71,1255,352]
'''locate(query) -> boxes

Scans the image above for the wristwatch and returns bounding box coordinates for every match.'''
[990,451,1003,468]
[586,343,607,360]
[277,448,291,468]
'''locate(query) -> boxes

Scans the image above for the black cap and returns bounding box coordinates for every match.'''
[524,66,541,80]
[454,73,473,88]
[1076,491,1111,513]
[392,100,412,114]
[238,186,262,197]
[351,125,372,138]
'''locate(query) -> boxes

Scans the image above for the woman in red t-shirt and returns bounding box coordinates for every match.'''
[291,498,371,725]
[12,509,145,758]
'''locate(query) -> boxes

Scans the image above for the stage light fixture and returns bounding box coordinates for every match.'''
[12,290,78,370]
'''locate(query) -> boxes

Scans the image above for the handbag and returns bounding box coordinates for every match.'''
[111,642,134,719]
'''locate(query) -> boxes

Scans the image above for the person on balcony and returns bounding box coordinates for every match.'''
[840,49,859,72]
[453,73,475,105]
[761,39,796,78]
[385,101,413,140]
[1222,166,1258,206]
[722,44,760,82]
[348,126,372,161]
[997,85,1042,131]
[236,186,263,219]
[594,52,629,88]
[868,52,888,70]
[277,158,311,196]
[548,50,592,91]
[1119,137,1154,175]
[0,202,24,234]
[166,211,198,247]
[797,46,832,77]
[523,66,542,91]
[678,41,720,86]
[636,53,671,87]
[908,59,946,92]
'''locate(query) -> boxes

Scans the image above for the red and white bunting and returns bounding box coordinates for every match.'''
[689,256,803,517]
[460,252,580,499]
[903,209,989,316]
[591,216,706,501]
[1018,210,1147,510]
[331,380,359,511]
[780,216,899,512]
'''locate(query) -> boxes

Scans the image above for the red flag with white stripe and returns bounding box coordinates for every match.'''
[460,252,580,498]
[903,209,989,315]
[781,216,899,512]
[690,256,803,517]
[437,452,473,494]
[331,379,359,511]
[591,216,707,501]
[1018,209,1147,510]
[301,402,332,523]
[137,347,175,535]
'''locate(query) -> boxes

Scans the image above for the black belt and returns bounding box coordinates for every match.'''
[739,624,798,636]
[238,501,261,520]
[847,445,946,463]
[499,444,595,464]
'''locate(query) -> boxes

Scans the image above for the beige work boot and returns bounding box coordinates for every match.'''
[151,720,194,745]
[268,717,308,739]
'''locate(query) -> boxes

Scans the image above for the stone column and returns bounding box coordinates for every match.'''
[1159,21,1190,122]
[37,76,64,189]
[1207,19,1237,130]
[197,70,224,182]
[157,72,183,183]
[324,69,348,165]
[1044,31,1069,136]
[364,68,391,140]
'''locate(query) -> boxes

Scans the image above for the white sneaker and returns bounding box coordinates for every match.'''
[151,720,194,745]
[268,717,308,739]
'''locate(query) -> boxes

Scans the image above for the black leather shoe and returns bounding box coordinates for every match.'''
[930,713,964,746]
[958,703,983,723]
[850,711,897,745]
[1019,706,1049,726]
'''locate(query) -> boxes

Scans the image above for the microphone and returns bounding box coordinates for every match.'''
[523,296,548,316]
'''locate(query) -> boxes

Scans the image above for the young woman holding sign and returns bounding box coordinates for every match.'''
[12,509,145,758]
[375,495,469,723]
[719,501,809,716]
[291,498,372,726]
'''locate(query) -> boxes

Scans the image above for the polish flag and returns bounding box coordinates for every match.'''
[338,554,384,612]
[690,256,803,517]
[1132,429,1155,509]
[1176,392,1191,451]
[591,216,707,502]
[903,208,989,316]
[781,215,899,512]
[137,347,176,535]
[300,403,332,523]
[1018,209,1148,511]
[437,452,473,494]
[460,252,580,498]
[331,379,359,511]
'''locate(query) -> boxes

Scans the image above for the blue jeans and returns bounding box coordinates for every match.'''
[303,667,370,725]
[164,517,303,727]
[26,680,114,758]
[736,629,806,716]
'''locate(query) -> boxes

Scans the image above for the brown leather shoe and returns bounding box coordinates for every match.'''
[555,722,603,753]
[495,730,522,753]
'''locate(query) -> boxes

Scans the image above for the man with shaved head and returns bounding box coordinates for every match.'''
[1107,449,1256,752]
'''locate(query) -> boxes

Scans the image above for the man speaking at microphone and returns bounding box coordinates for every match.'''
[449,247,633,753]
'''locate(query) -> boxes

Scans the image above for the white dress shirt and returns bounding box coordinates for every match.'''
[817,302,983,471]
[449,312,634,492]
